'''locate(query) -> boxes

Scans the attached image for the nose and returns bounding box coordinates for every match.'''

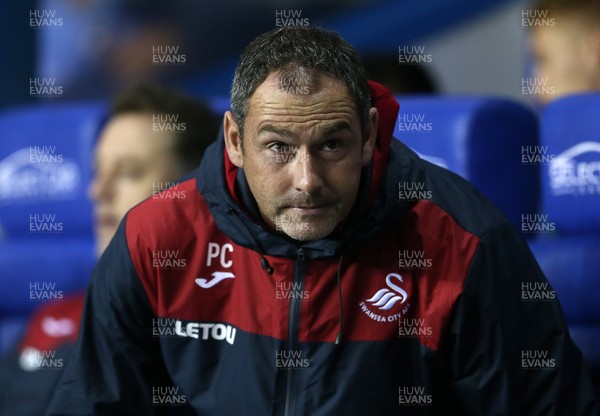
[291,148,323,194]
[88,171,114,203]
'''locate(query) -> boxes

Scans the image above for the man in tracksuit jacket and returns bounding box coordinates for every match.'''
[47,27,598,415]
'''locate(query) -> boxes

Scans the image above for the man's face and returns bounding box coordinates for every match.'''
[530,17,600,105]
[89,113,183,256]
[225,72,378,241]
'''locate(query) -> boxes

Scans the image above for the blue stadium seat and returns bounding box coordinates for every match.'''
[0,103,106,239]
[528,93,600,370]
[393,95,540,232]
[206,96,231,116]
[0,102,106,355]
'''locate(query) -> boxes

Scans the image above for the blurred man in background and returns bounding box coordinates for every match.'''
[0,84,219,416]
[529,0,600,105]
[89,84,219,256]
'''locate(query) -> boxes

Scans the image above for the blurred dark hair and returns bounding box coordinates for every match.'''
[230,27,371,134]
[110,84,219,172]
[531,0,600,22]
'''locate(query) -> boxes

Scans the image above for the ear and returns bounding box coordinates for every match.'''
[361,107,379,166]
[224,111,243,168]
[587,28,600,81]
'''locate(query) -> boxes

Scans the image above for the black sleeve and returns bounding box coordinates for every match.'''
[446,221,599,415]
[45,220,172,415]
[0,343,75,416]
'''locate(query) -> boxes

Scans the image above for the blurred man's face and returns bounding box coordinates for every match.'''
[224,72,378,241]
[89,113,183,256]
[531,17,600,105]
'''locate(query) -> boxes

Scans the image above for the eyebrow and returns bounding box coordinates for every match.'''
[93,155,145,169]
[321,120,352,136]
[257,125,296,140]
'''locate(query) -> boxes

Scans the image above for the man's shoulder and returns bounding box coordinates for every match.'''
[390,140,509,239]
[426,161,507,237]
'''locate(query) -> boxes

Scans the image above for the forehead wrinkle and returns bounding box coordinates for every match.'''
[252,100,357,124]
[258,102,356,116]
[255,111,355,133]
[248,75,361,136]
[258,93,356,109]
[252,95,357,127]
[251,77,357,114]
[255,119,353,143]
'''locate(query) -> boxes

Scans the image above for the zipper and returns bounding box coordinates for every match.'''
[282,248,306,416]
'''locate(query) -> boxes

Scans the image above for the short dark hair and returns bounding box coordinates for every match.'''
[531,0,600,23]
[110,83,219,172]
[230,27,371,134]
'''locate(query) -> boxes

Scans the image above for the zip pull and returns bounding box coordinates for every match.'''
[261,257,274,274]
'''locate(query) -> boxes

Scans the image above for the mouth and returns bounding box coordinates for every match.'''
[96,214,119,229]
[287,204,332,215]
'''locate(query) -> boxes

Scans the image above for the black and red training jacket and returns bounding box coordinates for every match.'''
[47,82,599,415]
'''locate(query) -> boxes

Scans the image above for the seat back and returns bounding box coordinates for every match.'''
[529,93,600,371]
[0,102,106,239]
[394,96,540,231]
[0,102,106,354]
[541,93,600,234]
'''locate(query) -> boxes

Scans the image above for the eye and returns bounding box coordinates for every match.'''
[322,140,341,151]
[118,165,145,180]
[268,142,294,154]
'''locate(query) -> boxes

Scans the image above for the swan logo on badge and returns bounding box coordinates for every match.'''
[359,273,411,322]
